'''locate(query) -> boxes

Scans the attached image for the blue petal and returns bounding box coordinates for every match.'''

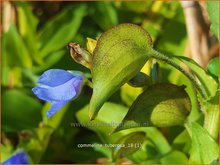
[2,151,29,164]
[32,77,79,102]
[46,101,68,118]
[72,77,84,96]
[37,69,74,87]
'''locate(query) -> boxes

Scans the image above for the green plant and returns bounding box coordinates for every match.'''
[1,1,219,164]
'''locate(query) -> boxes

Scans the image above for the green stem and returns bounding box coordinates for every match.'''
[150,49,219,139]
[150,49,208,99]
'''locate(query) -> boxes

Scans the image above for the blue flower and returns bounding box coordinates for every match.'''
[2,150,29,164]
[32,69,84,118]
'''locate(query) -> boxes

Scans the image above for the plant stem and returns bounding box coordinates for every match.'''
[150,49,219,139]
[150,49,208,99]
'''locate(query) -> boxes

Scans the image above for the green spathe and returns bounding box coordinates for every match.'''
[113,83,191,132]
[89,23,153,119]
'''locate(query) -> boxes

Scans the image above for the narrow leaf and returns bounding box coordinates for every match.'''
[89,2,118,30]
[38,4,87,57]
[4,25,32,68]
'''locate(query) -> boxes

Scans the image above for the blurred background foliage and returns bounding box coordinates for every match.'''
[1,1,219,164]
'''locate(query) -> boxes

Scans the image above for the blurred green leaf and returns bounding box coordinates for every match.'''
[161,150,188,164]
[114,83,191,132]
[120,83,142,106]
[10,67,23,87]
[142,1,183,43]
[155,4,187,54]
[89,2,118,30]
[189,122,219,164]
[1,32,10,86]
[172,130,191,154]
[4,25,32,68]
[112,131,146,161]
[32,50,66,73]
[1,65,10,86]
[17,2,38,35]
[145,128,171,155]
[2,35,23,87]
[2,90,42,132]
[76,102,128,143]
[207,56,219,79]
[38,4,87,57]
[118,1,152,13]
[17,2,43,64]
[207,1,219,39]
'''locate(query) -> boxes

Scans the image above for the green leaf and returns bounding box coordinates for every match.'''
[112,131,146,161]
[1,33,10,86]
[160,150,188,164]
[32,50,66,73]
[189,122,219,164]
[38,4,87,57]
[76,102,128,143]
[207,1,219,39]
[114,83,191,132]
[4,25,32,68]
[2,90,42,132]
[89,2,118,30]
[16,2,38,34]
[120,83,143,106]
[89,23,153,119]
[172,130,191,154]
[155,3,187,55]
[145,128,171,155]
[208,56,219,79]
[16,2,43,64]
[119,1,152,14]
[171,55,218,99]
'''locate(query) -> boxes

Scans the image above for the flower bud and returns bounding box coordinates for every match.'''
[68,42,92,69]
